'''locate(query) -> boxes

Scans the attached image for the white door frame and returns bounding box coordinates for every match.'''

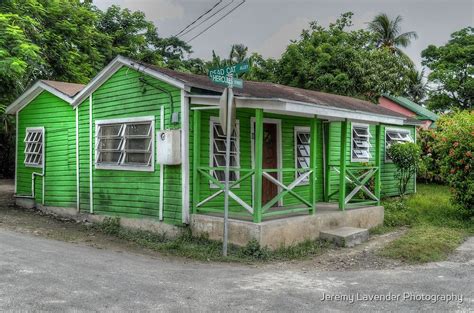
[250,117,283,207]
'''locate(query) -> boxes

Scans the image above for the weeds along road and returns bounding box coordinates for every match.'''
[0,180,472,312]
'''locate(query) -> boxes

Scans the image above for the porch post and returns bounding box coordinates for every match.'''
[338,120,348,210]
[324,122,331,202]
[192,109,201,214]
[309,116,317,214]
[374,124,382,205]
[253,108,264,223]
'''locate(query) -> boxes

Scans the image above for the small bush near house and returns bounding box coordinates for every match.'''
[417,128,445,184]
[434,110,474,219]
[388,142,421,197]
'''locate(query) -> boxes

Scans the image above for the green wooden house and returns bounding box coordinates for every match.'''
[6,56,420,229]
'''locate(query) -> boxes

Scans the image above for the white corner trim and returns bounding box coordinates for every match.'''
[89,94,94,214]
[14,112,18,194]
[181,90,190,224]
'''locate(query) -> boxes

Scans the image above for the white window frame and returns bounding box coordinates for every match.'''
[95,116,155,172]
[24,127,45,168]
[294,126,310,185]
[209,116,240,188]
[351,123,372,163]
[385,127,414,162]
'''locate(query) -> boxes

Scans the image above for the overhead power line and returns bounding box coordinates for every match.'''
[174,0,223,37]
[179,0,235,38]
[186,0,246,43]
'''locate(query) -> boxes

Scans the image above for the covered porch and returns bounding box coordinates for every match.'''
[190,104,385,223]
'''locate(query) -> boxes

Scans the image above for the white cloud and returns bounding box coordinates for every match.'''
[257,17,311,58]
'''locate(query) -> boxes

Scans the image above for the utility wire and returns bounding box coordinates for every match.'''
[179,0,235,38]
[174,0,223,37]
[186,0,246,43]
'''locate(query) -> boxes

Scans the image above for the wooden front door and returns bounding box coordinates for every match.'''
[261,123,278,206]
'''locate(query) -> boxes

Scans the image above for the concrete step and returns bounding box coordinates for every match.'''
[320,227,369,247]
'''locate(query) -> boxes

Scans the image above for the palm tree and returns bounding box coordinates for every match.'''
[404,69,427,103]
[229,44,248,64]
[368,13,418,55]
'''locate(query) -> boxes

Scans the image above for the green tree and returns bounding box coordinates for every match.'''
[422,27,474,112]
[388,142,421,197]
[277,12,414,102]
[368,13,418,57]
[404,69,427,103]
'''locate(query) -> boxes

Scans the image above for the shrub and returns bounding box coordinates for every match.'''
[388,142,421,196]
[434,110,474,219]
[417,128,445,183]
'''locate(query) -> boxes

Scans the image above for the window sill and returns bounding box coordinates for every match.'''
[95,164,155,172]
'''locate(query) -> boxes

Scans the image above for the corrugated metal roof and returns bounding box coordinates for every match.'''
[40,80,85,97]
[138,62,412,120]
[382,94,439,122]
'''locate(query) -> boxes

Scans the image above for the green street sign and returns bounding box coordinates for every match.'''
[208,61,249,79]
[210,75,244,89]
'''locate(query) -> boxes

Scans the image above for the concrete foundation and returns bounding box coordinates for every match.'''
[15,197,181,238]
[191,205,383,249]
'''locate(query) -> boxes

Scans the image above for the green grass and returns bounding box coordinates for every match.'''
[379,184,473,263]
[95,217,329,262]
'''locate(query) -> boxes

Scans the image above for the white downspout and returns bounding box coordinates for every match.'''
[159,105,164,221]
[14,112,18,195]
[89,94,94,213]
[31,127,45,205]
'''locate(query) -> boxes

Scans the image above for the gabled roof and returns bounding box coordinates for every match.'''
[6,80,85,114]
[381,94,439,122]
[40,80,85,97]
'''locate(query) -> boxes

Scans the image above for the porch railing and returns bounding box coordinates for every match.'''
[193,166,315,222]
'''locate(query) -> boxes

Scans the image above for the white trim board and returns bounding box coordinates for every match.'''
[181,90,190,224]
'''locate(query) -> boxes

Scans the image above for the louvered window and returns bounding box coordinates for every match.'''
[210,119,239,184]
[385,129,414,162]
[24,128,44,167]
[95,117,154,170]
[351,124,372,162]
[295,127,310,184]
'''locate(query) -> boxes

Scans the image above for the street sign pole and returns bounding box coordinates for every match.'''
[207,61,249,257]
[223,76,234,257]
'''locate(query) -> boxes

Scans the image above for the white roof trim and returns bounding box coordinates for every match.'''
[5,81,74,114]
[189,95,406,125]
[71,55,188,107]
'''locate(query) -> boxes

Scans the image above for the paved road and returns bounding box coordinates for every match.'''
[0,228,472,312]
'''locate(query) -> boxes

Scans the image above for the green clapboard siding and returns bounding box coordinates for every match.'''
[327,121,416,199]
[16,91,77,207]
[189,108,324,214]
[77,67,183,225]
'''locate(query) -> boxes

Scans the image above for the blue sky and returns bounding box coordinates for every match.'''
[95,0,474,69]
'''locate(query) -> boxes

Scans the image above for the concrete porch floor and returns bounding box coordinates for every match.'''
[200,202,375,222]
[191,204,384,249]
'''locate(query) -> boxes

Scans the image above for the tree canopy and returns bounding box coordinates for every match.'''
[422,27,474,112]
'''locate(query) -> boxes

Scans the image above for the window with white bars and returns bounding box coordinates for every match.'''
[295,127,310,184]
[24,128,44,167]
[385,128,414,162]
[351,124,372,162]
[210,119,239,185]
[95,117,154,170]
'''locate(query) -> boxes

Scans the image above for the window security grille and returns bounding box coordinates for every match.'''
[96,121,153,169]
[211,121,239,183]
[351,124,372,162]
[24,128,43,167]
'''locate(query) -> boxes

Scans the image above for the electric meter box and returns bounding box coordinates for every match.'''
[156,129,181,165]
